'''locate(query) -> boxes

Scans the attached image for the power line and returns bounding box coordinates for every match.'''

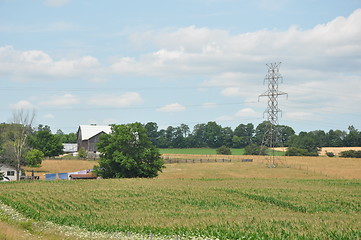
[259,62,287,167]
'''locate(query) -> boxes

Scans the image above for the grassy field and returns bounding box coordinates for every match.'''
[160,148,285,156]
[1,156,361,239]
[160,148,245,155]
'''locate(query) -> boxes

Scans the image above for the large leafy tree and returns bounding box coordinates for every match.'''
[95,123,164,178]
[233,123,254,148]
[56,129,77,143]
[28,125,64,157]
[343,126,361,147]
[144,122,159,146]
[288,132,319,156]
[0,110,35,180]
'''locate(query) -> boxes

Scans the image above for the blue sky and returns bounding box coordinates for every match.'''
[1,0,361,134]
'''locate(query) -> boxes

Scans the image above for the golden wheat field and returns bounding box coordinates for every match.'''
[22,154,361,180]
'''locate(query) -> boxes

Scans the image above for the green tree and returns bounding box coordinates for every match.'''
[217,145,232,155]
[234,123,254,147]
[254,121,270,145]
[288,132,319,156]
[29,126,63,157]
[190,123,207,147]
[95,123,164,178]
[0,110,35,180]
[326,129,346,147]
[204,121,223,148]
[277,125,295,146]
[78,147,87,159]
[285,147,312,156]
[244,144,267,155]
[343,126,361,147]
[144,122,159,146]
[25,149,44,167]
[56,129,77,143]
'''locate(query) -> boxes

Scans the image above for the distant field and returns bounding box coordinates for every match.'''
[274,146,361,156]
[160,148,245,155]
[160,148,284,156]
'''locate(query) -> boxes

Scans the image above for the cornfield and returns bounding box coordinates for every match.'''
[0,177,360,239]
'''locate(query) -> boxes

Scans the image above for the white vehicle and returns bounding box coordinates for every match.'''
[0,176,10,182]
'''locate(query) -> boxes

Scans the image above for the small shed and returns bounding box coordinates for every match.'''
[63,143,78,153]
[0,164,20,181]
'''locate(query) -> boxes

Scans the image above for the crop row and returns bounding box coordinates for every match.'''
[0,178,360,239]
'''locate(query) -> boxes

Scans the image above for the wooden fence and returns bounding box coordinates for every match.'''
[162,154,254,164]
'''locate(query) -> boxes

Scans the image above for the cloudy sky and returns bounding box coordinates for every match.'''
[1,0,361,133]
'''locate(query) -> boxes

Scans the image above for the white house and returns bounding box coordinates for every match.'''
[77,124,112,157]
[0,164,19,181]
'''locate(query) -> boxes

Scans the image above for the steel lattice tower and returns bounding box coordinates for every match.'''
[259,62,287,167]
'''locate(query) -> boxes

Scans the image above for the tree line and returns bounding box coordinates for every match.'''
[2,117,361,179]
[144,121,361,154]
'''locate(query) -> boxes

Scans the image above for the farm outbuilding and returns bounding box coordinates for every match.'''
[0,164,20,181]
[63,143,78,153]
[77,124,112,157]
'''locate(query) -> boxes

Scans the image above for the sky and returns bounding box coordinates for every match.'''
[1,0,361,134]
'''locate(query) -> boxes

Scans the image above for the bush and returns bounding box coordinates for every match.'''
[244,144,267,155]
[25,149,44,167]
[216,146,232,155]
[339,150,361,158]
[325,151,335,157]
[78,147,87,159]
[285,147,318,156]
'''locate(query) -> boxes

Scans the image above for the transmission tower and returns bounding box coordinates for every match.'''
[259,62,287,167]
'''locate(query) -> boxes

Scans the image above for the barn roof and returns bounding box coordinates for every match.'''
[78,125,112,140]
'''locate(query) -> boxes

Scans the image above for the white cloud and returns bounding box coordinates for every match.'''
[0,46,101,81]
[39,94,79,107]
[156,103,186,112]
[235,108,258,118]
[112,9,361,79]
[88,92,142,107]
[43,113,55,119]
[45,0,71,7]
[10,100,35,110]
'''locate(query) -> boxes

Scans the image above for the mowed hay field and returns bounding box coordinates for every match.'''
[1,156,361,239]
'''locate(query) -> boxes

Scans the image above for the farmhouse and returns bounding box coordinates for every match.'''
[77,124,112,157]
[0,164,20,181]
